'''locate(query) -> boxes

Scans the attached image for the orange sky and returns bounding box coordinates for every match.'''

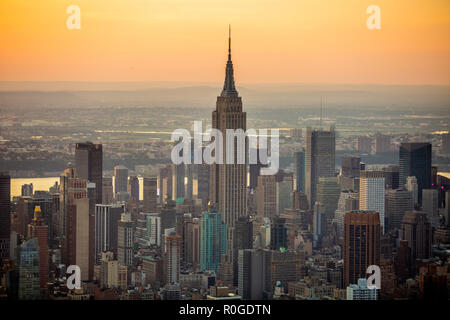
[0,0,449,85]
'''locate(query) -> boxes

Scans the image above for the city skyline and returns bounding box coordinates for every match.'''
[0,2,449,306]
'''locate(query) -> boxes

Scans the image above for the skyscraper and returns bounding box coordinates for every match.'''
[210,26,247,245]
[293,150,306,192]
[233,216,253,286]
[374,133,391,154]
[317,176,340,234]
[334,191,359,239]
[383,165,399,190]
[127,175,139,203]
[102,178,114,205]
[75,142,103,204]
[256,175,277,219]
[27,206,49,291]
[172,163,185,200]
[356,136,372,154]
[359,171,386,233]
[399,142,432,204]
[143,177,157,212]
[385,189,413,232]
[117,213,134,267]
[94,204,124,263]
[165,232,181,285]
[401,211,432,264]
[238,248,265,300]
[66,196,92,281]
[114,165,128,195]
[422,189,439,225]
[440,133,450,154]
[341,156,361,178]
[17,238,40,300]
[158,164,173,203]
[277,176,293,215]
[305,127,336,208]
[270,217,287,250]
[0,172,11,263]
[200,210,227,272]
[405,176,419,207]
[249,147,267,190]
[344,210,381,287]
[183,217,200,268]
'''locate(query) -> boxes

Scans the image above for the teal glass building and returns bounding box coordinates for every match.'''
[200,210,227,272]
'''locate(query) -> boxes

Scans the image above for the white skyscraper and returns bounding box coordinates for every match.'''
[360,171,386,233]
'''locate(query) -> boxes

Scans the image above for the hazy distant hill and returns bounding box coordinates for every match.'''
[0,82,449,112]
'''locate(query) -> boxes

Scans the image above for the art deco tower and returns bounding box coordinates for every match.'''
[210,26,247,228]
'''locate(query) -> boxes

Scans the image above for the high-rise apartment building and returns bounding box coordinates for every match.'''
[165,232,181,285]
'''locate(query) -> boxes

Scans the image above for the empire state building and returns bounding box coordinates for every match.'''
[210,27,248,233]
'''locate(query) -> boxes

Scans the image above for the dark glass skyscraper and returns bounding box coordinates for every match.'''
[293,150,305,192]
[399,143,432,204]
[75,142,103,204]
[305,127,336,208]
[0,172,11,263]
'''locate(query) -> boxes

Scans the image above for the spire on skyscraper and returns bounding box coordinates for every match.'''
[221,25,238,98]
